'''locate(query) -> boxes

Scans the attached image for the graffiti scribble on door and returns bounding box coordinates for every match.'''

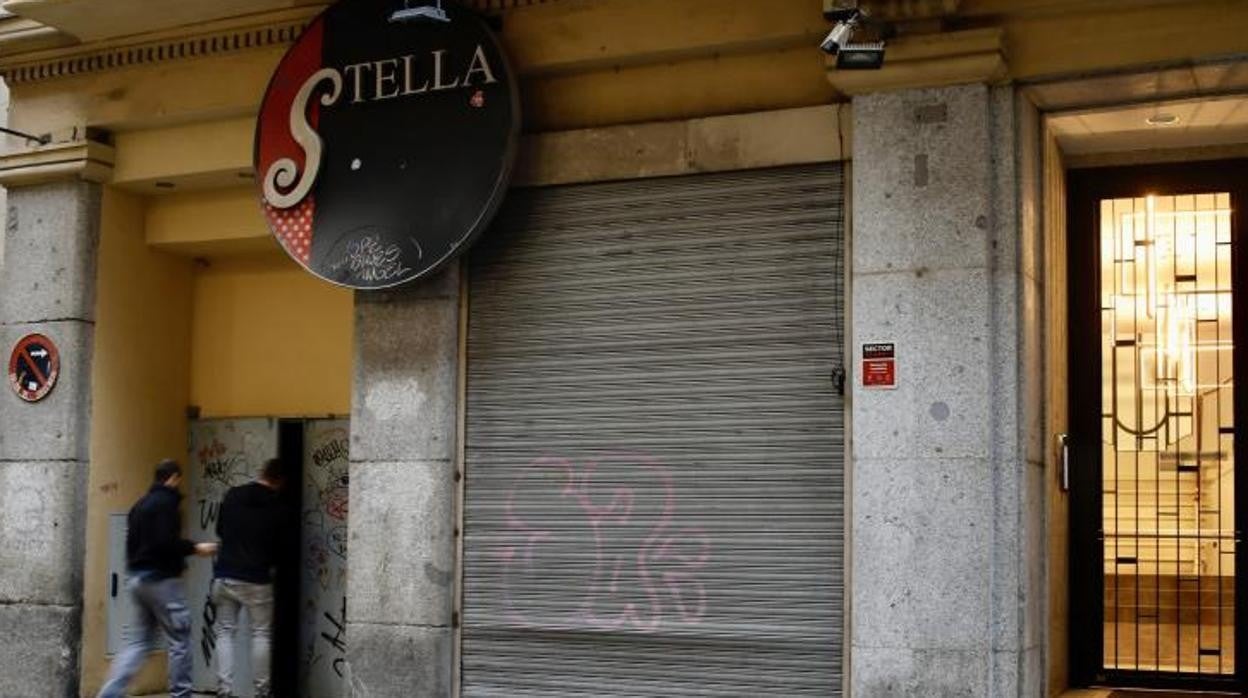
[499,453,711,631]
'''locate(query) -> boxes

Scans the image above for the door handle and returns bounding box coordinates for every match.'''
[111,573,118,598]
[1058,433,1071,493]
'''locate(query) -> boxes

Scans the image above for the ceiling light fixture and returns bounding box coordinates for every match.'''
[1146,113,1181,127]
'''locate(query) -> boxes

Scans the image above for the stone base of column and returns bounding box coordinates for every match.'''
[0,603,81,696]
[345,623,452,697]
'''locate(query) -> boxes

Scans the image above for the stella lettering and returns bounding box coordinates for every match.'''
[263,45,498,209]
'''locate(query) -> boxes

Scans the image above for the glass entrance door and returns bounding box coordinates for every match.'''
[1070,161,1248,691]
[1100,192,1235,675]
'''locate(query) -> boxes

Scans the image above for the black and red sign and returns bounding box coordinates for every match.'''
[862,342,896,389]
[255,0,519,289]
[7,334,60,402]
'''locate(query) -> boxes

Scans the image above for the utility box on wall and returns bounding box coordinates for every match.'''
[106,514,166,657]
[106,513,126,656]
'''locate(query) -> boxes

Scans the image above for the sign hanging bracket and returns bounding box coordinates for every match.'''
[390,0,451,23]
[0,126,50,146]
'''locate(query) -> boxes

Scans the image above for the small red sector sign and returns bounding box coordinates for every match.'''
[8,333,60,402]
[862,342,896,390]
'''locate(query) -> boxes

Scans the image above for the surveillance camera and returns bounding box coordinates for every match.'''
[820,21,856,55]
[820,7,886,69]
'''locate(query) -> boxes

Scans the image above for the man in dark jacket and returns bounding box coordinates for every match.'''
[213,457,286,698]
[99,459,217,698]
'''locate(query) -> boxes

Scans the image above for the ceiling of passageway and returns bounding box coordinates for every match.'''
[2,0,325,42]
[1027,62,1248,113]
[1049,95,1248,155]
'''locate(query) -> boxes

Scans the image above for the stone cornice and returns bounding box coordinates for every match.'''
[856,0,961,21]
[0,0,558,85]
[0,137,114,186]
[0,7,316,84]
[826,27,1007,96]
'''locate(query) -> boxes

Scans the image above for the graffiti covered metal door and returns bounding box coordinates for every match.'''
[299,419,350,696]
[186,418,279,697]
[463,165,846,695]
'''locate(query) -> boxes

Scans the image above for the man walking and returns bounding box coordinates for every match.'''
[212,457,286,698]
[99,459,217,698]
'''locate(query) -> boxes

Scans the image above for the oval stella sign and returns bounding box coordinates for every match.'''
[255,0,519,289]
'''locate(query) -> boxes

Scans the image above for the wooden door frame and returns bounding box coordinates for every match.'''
[1067,159,1248,691]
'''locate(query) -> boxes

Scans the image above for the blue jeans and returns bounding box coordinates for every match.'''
[212,578,274,698]
[97,575,193,698]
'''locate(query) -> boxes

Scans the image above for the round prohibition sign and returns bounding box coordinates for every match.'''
[7,333,60,402]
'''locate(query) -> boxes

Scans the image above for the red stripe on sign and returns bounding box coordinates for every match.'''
[19,347,47,385]
[256,16,325,265]
[256,16,326,181]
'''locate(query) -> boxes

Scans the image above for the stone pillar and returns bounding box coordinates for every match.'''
[0,139,112,697]
[849,83,1045,696]
[347,267,460,697]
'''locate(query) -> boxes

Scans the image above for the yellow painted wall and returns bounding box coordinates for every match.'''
[83,186,194,695]
[189,253,353,418]
[83,188,353,692]
[145,187,278,256]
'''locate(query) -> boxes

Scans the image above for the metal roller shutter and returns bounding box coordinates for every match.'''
[463,164,845,697]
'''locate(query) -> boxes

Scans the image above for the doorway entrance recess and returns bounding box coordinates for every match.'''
[1070,160,1248,691]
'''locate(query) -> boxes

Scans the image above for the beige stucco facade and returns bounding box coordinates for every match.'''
[0,1,1245,696]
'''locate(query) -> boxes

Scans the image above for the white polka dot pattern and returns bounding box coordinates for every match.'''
[264,197,316,264]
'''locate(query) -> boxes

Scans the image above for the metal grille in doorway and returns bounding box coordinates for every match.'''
[1099,192,1237,676]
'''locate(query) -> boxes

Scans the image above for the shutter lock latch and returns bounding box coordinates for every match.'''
[831,366,847,396]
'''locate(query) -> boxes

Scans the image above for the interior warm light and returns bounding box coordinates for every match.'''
[1102,190,1236,675]
[1124,209,1232,220]
[1164,293,1197,395]
[1145,195,1157,318]
[1145,113,1181,126]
